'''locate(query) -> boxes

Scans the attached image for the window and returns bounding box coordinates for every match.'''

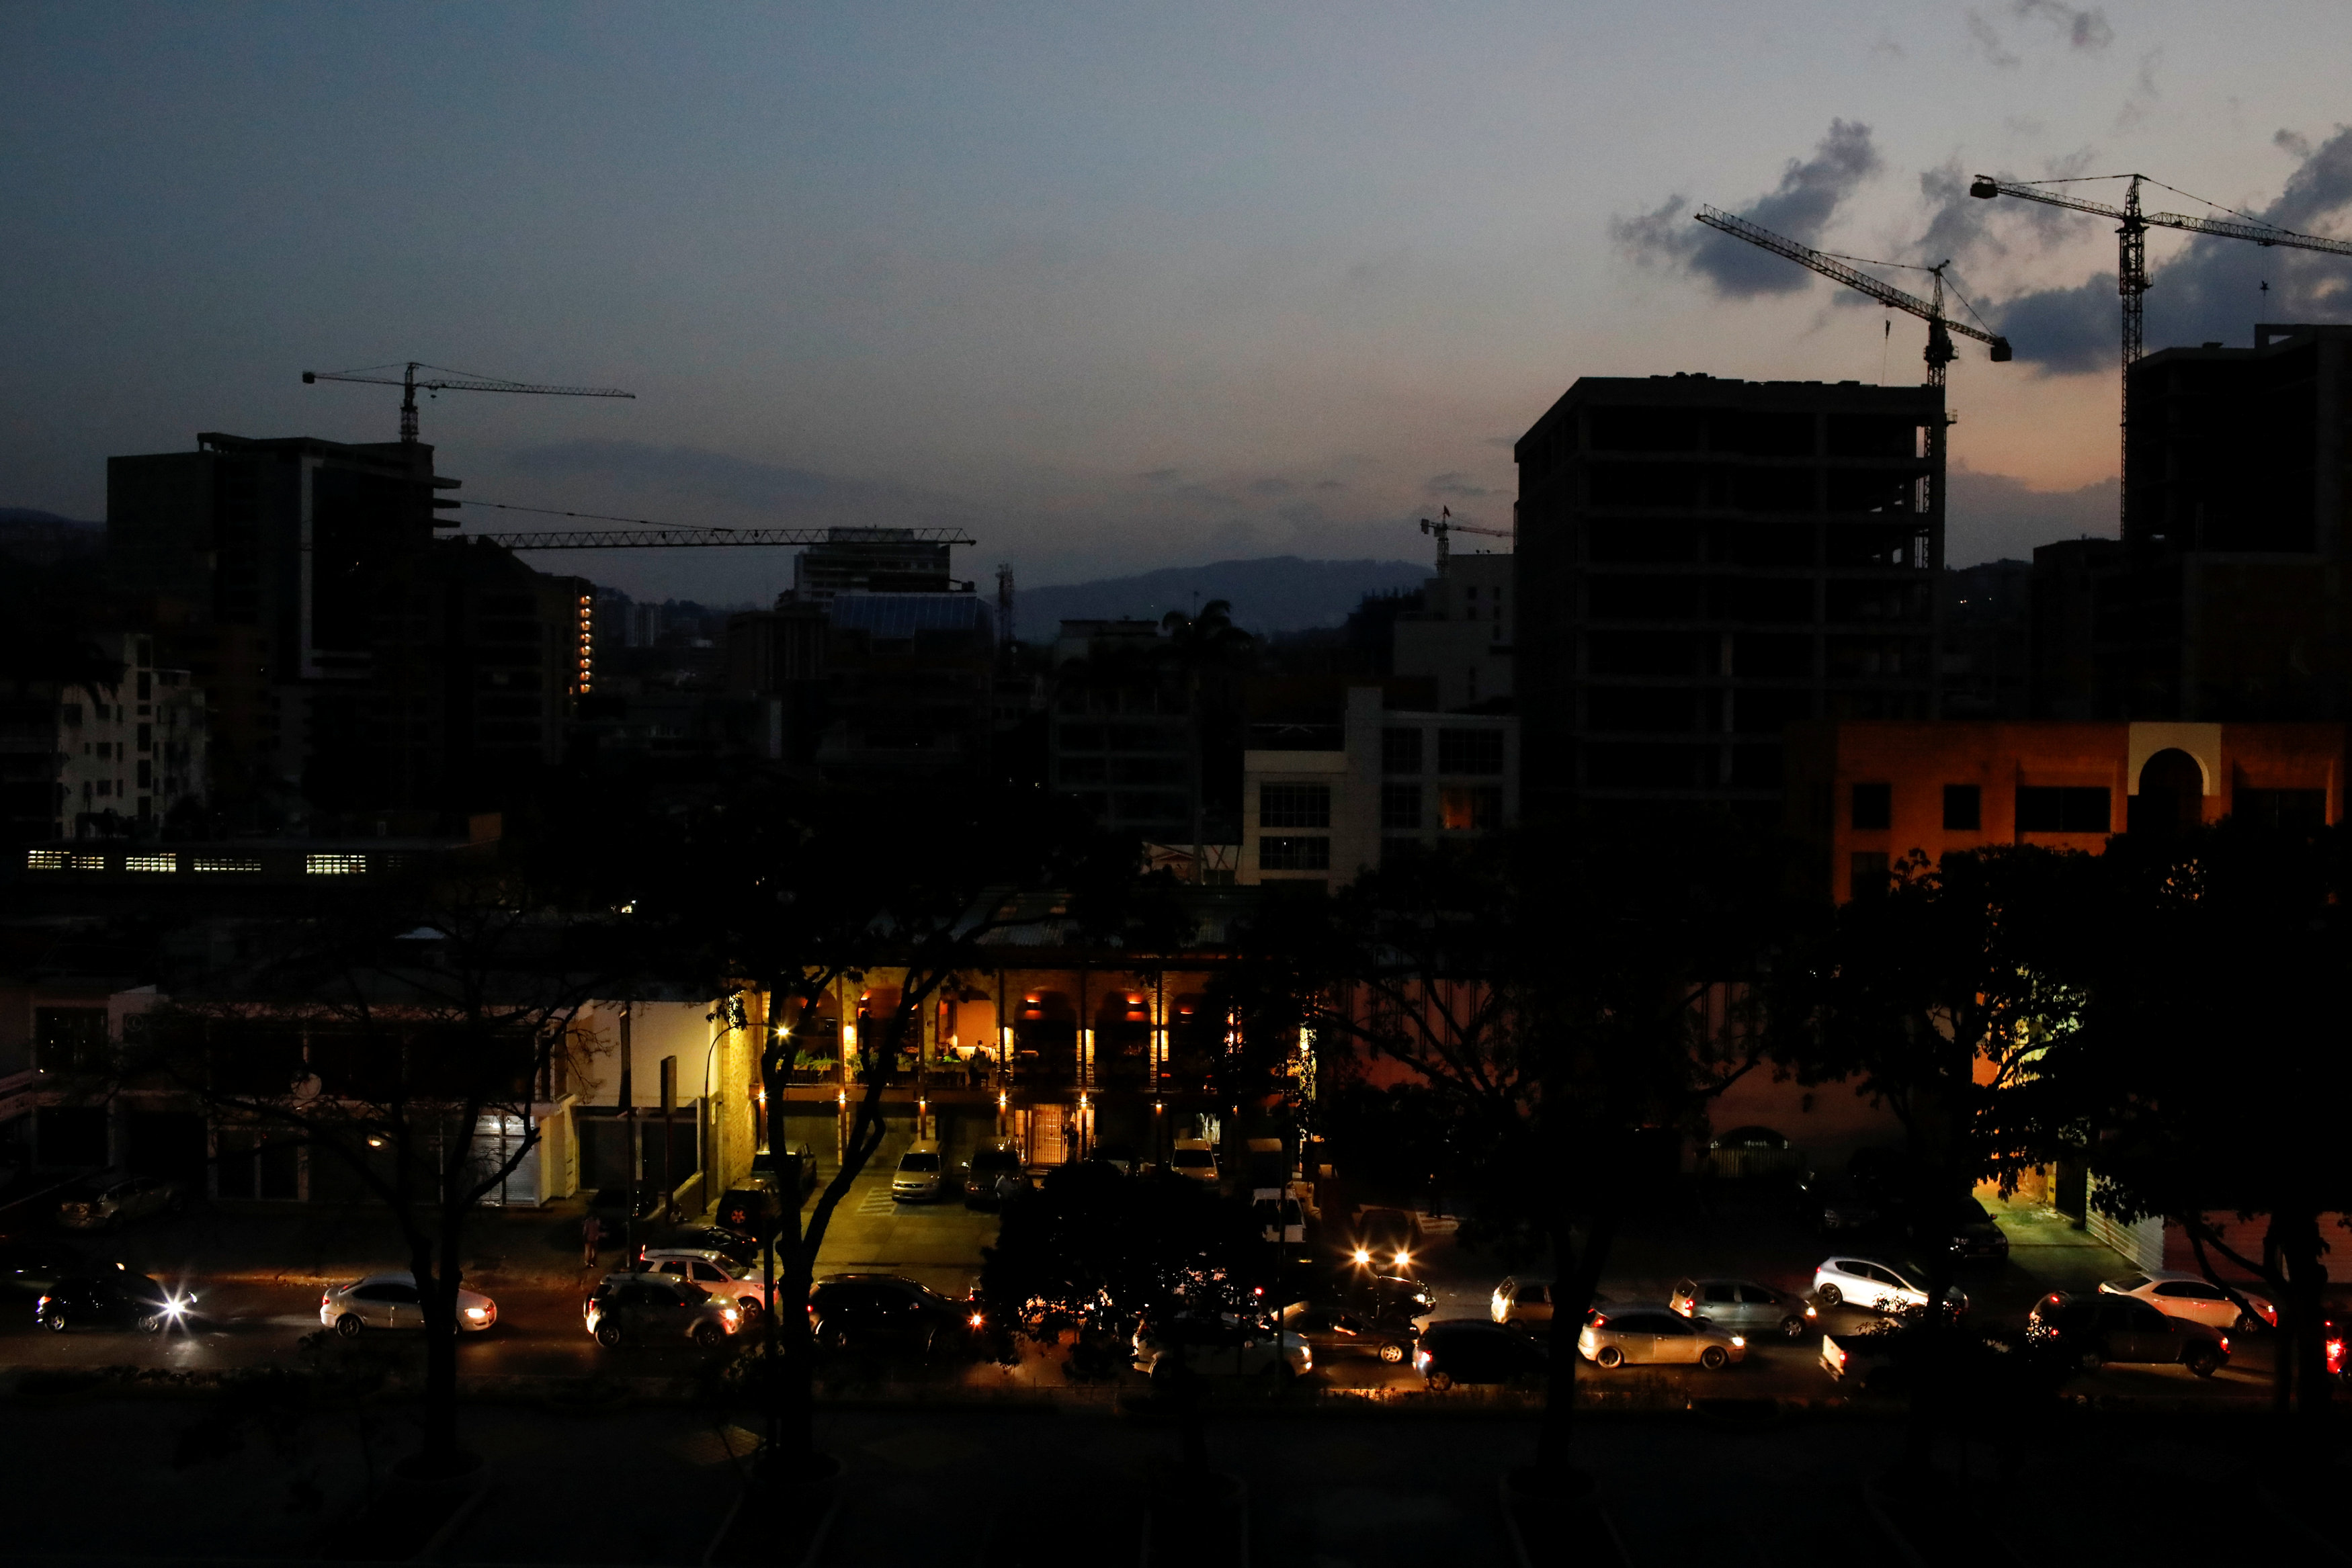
[1439,785,1503,831]
[1942,783,1980,831]
[304,853,368,875]
[1702,1283,1737,1303]
[2015,786,2110,833]
[1850,782,1891,830]
[2234,787,2326,830]
[1258,783,1331,829]
[1849,851,1890,900]
[1380,782,1422,832]
[124,854,176,874]
[1259,836,1331,872]
[1382,727,1423,775]
[1437,728,1505,775]
[34,1008,108,1072]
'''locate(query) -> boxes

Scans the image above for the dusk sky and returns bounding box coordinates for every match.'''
[8,1,2351,603]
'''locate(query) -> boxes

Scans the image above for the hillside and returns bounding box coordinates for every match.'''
[1015,555,1431,637]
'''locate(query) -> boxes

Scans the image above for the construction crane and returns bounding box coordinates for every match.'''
[301,361,634,444]
[1966,172,2352,522]
[1420,508,1510,570]
[1693,206,2013,385]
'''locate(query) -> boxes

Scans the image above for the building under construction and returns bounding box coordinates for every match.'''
[1515,374,1943,823]
[2035,323,2352,722]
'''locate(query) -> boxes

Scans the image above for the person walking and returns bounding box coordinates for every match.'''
[581,1211,603,1268]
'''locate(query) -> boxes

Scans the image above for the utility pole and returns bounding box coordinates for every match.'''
[618,1003,637,1270]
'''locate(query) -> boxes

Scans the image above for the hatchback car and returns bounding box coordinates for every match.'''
[749,1141,818,1206]
[639,1248,770,1321]
[1813,1257,1968,1316]
[2098,1270,2275,1332]
[1413,1318,1547,1390]
[807,1272,980,1357]
[1169,1139,1220,1184]
[663,1224,763,1268]
[56,1174,183,1231]
[1351,1207,1420,1274]
[962,1141,1030,1209]
[1579,1306,1747,1369]
[583,1272,739,1348]
[38,1269,192,1334]
[890,1140,949,1203]
[2028,1291,2228,1376]
[1490,1276,1556,1334]
[1282,1301,1413,1364]
[1132,1313,1310,1383]
[320,1271,498,1337]
[1670,1278,1815,1340]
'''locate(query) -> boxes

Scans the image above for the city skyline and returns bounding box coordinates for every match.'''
[6,1,2350,602]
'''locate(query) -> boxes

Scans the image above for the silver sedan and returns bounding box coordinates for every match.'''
[1577,1305,1748,1369]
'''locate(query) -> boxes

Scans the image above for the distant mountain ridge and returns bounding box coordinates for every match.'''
[1016,555,1431,637]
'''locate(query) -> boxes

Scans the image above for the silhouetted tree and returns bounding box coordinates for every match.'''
[1767,844,2097,1476]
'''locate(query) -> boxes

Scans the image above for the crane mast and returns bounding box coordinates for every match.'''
[1420,509,1509,570]
[302,361,634,444]
[1968,172,2352,527]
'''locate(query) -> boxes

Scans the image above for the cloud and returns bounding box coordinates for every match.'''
[1138,467,1180,484]
[1984,126,2352,374]
[1249,477,1294,496]
[1967,12,2020,68]
[2013,0,2112,50]
[1425,472,1490,499]
[1948,468,2117,564]
[1613,120,1882,297]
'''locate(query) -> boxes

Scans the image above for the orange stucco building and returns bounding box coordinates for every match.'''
[1786,719,2347,901]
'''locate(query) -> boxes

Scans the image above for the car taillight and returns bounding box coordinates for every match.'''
[2219,1336,2230,1353]
[1413,1348,1429,1368]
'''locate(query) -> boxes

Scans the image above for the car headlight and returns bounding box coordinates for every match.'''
[722,1308,739,1323]
[464,1306,489,1321]
[1729,1336,1745,1348]
[163,1297,187,1315]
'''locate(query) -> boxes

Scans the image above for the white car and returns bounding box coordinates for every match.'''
[321,1271,497,1337]
[1170,1139,1220,1184]
[1812,1257,1967,1316]
[638,1248,771,1321]
[2099,1270,2275,1332]
[1132,1315,1310,1383]
[891,1139,948,1202]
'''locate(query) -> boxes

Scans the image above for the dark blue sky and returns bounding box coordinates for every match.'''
[6,1,2349,599]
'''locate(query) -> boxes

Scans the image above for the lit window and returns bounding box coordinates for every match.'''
[192,857,263,874]
[71,854,105,871]
[305,853,368,876]
[26,849,67,871]
[125,854,177,873]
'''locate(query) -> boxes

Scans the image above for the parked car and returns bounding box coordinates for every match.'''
[1669,1278,1816,1340]
[890,1139,950,1203]
[0,1240,85,1299]
[1579,1305,1747,1369]
[319,1271,498,1337]
[749,1141,818,1206]
[55,1173,182,1231]
[662,1224,763,1268]
[807,1272,981,1357]
[1351,1207,1420,1273]
[1413,1318,1547,1390]
[2027,1291,2228,1376]
[2098,1270,2276,1332]
[712,1186,784,1239]
[1372,1274,1437,1332]
[962,1141,1029,1209]
[1132,1313,1310,1383]
[38,1268,192,1334]
[639,1248,770,1321]
[1812,1257,1968,1317]
[1490,1276,1557,1334]
[1170,1139,1220,1185]
[1281,1301,1414,1364]
[583,1272,739,1348]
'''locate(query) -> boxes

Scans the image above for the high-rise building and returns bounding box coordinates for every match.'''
[2033,324,2352,721]
[1515,374,1943,822]
[107,433,589,816]
[1392,550,1513,712]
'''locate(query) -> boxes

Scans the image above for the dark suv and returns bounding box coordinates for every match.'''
[807,1273,979,1357]
[1413,1319,1547,1389]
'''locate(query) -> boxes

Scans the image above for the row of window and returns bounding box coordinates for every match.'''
[1851,782,2329,835]
[1259,781,1506,832]
[1381,728,1505,776]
